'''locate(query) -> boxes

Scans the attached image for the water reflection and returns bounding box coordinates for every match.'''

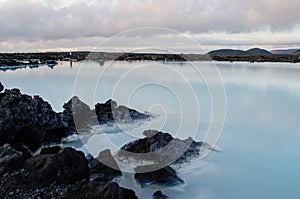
[1,61,300,199]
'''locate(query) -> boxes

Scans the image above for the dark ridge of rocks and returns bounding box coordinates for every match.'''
[62,97,150,131]
[118,130,213,165]
[152,190,169,199]
[64,181,138,199]
[0,82,149,153]
[134,164,184,187]
[0,86,70,152]
[115,53,187,61]
[210,54,300,63]
[90,149,122,182]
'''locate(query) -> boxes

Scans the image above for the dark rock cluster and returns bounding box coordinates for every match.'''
[152,190,169,199]
[135,164,184,187]
[118,130,213,165]
[0,82,217,198]
[0,87,70,152]
[63,96,150,131]
[0,144,137,199]
[95,99,150,125]
[0,83,150,155]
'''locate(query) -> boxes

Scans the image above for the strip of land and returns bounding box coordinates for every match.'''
[0,51,300,68]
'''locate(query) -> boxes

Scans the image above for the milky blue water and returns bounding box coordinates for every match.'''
[1,61,300,199]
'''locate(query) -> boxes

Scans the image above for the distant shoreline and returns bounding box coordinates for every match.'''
[0,52,300,68]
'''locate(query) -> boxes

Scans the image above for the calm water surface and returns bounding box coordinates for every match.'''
[1,61,300,199]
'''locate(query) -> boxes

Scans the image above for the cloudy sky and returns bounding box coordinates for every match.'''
[0,0,300,53]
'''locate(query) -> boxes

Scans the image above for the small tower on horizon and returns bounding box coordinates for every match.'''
[69,52,73,67]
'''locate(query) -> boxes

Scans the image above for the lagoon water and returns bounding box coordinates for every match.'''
[1,61,300,199]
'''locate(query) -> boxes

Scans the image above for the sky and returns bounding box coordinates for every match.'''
[0,0,300,53]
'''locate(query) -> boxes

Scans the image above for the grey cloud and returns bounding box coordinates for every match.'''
[0,0,300,42]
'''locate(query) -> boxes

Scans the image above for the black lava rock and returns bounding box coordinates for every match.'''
[95,99,150,125]
[0,89,70,152]
[134,164,184,187]
[62,96,95,131]
[0,144,25,175]
[152,190,169,199]
[0,82,3,92]
[1,147,89,193]
[64,181,138,199]
[90,149,122,182]
[118,130,213,165]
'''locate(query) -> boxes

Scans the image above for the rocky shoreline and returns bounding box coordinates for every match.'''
[0,82,215,198]
[1,52,299,70]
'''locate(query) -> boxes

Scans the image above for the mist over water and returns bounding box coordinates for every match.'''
[1,61,300,199]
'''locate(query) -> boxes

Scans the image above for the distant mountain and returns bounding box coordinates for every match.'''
[208,48,271,56]
[271,49,300,54]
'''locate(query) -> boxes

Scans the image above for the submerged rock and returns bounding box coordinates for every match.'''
[134,164,184,187]
[117,130,214,165]
[152,190,169,199]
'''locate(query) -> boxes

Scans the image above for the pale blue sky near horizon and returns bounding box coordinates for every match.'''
[0,0,299,52]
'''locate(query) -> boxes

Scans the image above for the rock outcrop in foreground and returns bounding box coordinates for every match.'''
[0,87,70,152]
[0,83,150,155]
[0,144,137,199]
[0,83,215,198]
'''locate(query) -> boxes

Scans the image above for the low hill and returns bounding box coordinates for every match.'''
[293,50,300,56]
[208,48,271,56]
[271,49,300,55]
[208,49,245,56]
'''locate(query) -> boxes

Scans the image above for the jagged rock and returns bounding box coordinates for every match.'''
[62,96,95,131]
[0,82,3,92]
[0,144,25,175]
[152,190,169,199]
[64,181,138,199]
[134,164,184,187]
[62,97,150,131]
[117,130,213,165]
[1,147,89,193]
[90,149,122,182]
[95,99,150,125]
[0,89,70,152]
